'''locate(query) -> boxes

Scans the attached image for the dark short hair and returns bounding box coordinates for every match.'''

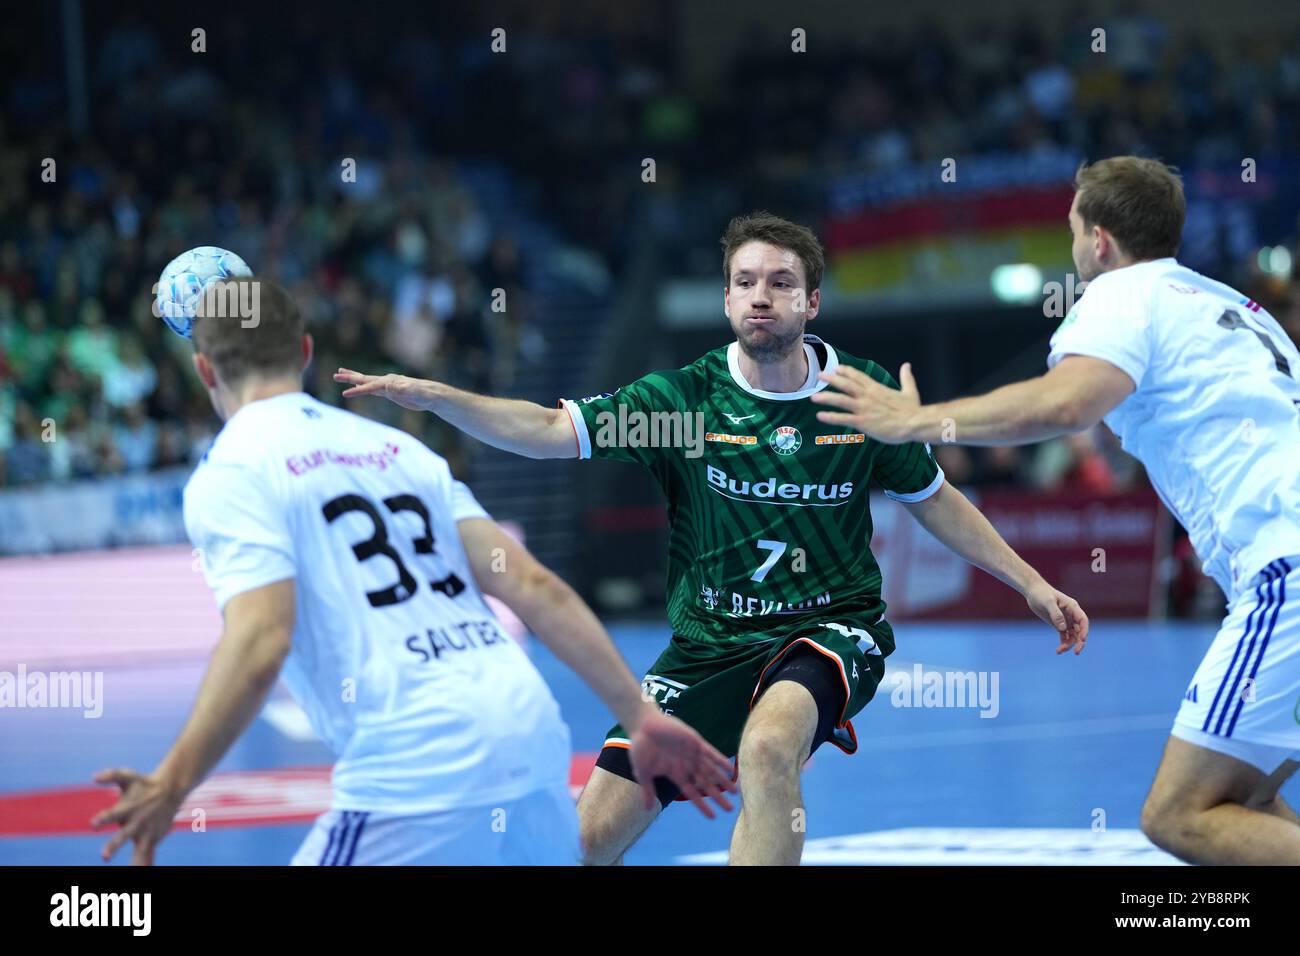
[721,211,825,292]
[1074,157,1186,260]
[192,277,304,385]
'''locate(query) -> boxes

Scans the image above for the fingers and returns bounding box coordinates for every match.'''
[100,827,129,863]
[91,769,141,829]
[807,388,858,411]
[691,744,737,811]
[702,779,735,813]
[898,362,920,399]
[94,768,139,787]
[1047,599,1068,633]
[690,754,737,811]
[699,739,729,767]
[833,365,875,388]
[707,753,737,790]
[1071,601,1090,638]
[333,370,370,386]
[675,775,717,820]
[1068,601,1090,655]
[815,411,855,426]
[91,800,130,829]
[1052,598,1089,655]
[638,773,657,812]
[132,836,157,867]
[340,379,389,398]
[815,369,866,397]
[334,369,388,398]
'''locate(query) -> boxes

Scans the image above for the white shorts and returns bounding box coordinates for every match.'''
[290,784,579,866]
[1172,557,1300,774]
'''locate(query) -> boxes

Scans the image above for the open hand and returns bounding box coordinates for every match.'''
[334,368,435,411]
[1023,580,1090,655]
[626,710,736,819]
[90,768,185,866]
[810,363,923,444]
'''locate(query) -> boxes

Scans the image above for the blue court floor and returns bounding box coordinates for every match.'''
[2,618,1290,865]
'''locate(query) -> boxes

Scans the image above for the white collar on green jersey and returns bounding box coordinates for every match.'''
[726,335,840,401]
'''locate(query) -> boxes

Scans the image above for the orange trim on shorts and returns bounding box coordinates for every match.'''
[828,719,858,755]
[601,740,631,751]
[749,637,852,728]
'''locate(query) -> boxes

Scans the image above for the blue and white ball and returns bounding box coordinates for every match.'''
[154,246,253,339]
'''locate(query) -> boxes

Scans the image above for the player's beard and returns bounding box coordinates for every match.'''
[735,317,805,363]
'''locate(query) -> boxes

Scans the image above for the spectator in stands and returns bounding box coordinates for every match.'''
[1030,428,1119,495]
[111,401,157,474]
[933,444,975,486]
[2,7,1297,502]
[5,403,50,486]
[976,446,1027,489]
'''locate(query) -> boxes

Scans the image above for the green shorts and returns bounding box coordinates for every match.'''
[598,614,890,777]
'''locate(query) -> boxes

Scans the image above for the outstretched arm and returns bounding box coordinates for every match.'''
[901,482,1089,654]
[92,579,296,863]
[811,355,1134,446]
[458,517,735,816]
[334,368,578,459]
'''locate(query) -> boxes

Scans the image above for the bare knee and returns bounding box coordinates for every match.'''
[737,721,804,785]
[1142,736,1266,847]
[1140,791,1186,848]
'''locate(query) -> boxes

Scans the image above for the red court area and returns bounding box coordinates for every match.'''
[0,759,599,838]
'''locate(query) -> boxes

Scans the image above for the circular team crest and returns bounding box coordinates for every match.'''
[769,425,802,455]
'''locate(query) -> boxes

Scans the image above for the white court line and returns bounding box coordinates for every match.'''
[679,827,1184,866]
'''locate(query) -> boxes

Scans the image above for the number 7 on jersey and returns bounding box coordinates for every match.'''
[751,539,788,582]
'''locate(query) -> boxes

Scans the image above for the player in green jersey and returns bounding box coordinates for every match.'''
[334,211,1090,865]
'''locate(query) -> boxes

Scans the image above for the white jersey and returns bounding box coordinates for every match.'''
[183,392,572,814]
[1048,258,1300,599]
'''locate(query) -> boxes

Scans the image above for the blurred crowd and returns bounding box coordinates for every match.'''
[931,429,1139,496]
[516,5,1300,276]
[3,4,1300,493]
[0,10,545,488]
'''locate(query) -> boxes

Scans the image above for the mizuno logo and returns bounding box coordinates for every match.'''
[724,413,756,425]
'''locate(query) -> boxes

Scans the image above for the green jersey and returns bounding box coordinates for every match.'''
[561,334,942,658]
